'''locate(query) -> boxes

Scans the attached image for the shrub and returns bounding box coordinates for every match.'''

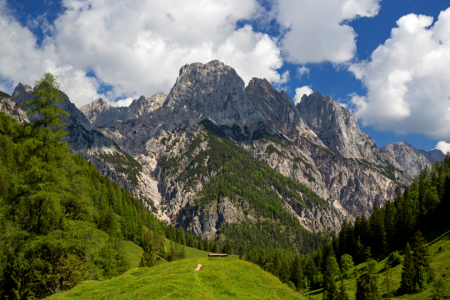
[388,251,403,266]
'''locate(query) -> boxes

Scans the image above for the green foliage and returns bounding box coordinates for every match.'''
[340,254,354,278]
[97,147,143,186]
[388,250,403,266]
[0,75,177,299]
[323,256,337,300]
[336,278,350,300]
[400,242,416,293]
[139,241,157,268]
[355,261,380,300]
[0,91,11,99]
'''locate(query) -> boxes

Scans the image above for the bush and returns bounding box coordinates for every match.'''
[388,251,403,266]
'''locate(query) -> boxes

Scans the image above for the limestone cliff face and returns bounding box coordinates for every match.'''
[380,142,445,178]
[297,91,380,162]
[0,92,29,124]
[80,92,167,128]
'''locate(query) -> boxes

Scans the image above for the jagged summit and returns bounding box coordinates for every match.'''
[381,142,445,178]
[297,90,380,162]
[80,92,167,127]
[164,60,264,127]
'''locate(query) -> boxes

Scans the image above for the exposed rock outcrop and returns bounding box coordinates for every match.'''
[380,142,445,178]
[80,92,167,127]
[0,92,29,124]
[297,91,380,162]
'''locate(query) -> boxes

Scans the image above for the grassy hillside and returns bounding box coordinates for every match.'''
[49,257,304,300]
[305,226,450,299]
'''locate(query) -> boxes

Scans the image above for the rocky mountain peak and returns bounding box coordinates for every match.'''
[165,60,263,126]
[297,91,380,162]
[245,77,307,137]
[12,83,34,104]
[80,92,167,127]
[380,142,445,178]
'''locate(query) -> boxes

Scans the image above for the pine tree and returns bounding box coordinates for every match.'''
[212,242,219,253]
[340,254,354,278]
[139,240,157,267]
[400,242,415,293]
[335,278,349,300]
[322,256,337,300]
[383,260,394,299]
[239,245,245,260]
[355,261,380,300]
[411,230,434,288]
[290,255,303,291]
[279,261,291,283]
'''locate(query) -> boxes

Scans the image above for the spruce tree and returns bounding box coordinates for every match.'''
[383,260,394,299]
[400,242,415,293]
[322,256,337,300]
[411,230,434,289]
[355,261,380,300]
[336,278,349,300]
[139,240,157,267]
[290,255,303,291]
[239,245,245,260]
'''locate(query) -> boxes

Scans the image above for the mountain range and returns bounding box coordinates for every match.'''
[1,60,445,242]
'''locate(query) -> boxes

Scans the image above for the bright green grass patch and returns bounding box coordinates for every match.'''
[49,257,304,300]
[124,241,144,269]
[304,226,450,299]
[161,237,210,259]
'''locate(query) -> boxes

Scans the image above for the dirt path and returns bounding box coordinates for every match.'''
[194,264,202,271]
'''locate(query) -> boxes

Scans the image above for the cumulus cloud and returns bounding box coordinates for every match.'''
[435,141,450,155]
[294,86,313,104]
[276,0,380,64]
[349,8,450,140]
[0,0,286,107]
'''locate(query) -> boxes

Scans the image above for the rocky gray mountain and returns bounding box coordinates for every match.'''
[80,92,167,128]
[0,91,29,124]
[88,60,416,238]
[297,91,380,163]
[380,142,445,178]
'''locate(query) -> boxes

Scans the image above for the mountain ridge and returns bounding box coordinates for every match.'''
[3,60,444,244]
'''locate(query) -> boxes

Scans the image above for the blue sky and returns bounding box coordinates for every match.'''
[1,0,450,152]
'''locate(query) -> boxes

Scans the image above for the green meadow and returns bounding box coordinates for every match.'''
[49,257,304,300]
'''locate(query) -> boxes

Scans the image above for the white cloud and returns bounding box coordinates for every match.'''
[113,97,134,107]
[0,0,286,107]
[276,0,380,64]
[294,86,313,104]
[435,141,450,155]
[349,8,450,140]
[297,66,310,79]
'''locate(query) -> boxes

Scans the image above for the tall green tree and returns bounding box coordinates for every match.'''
[290,255,303,291]
[336,278,349,300]
[411,230,434,290]
[355,261,380,300]
[322,256,337,300]
[340,254,354,278]
[400,242,415,293]
[383,260,394,299]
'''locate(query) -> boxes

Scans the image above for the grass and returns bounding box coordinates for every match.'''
[304,226,450,299]
[49,257,305,300]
